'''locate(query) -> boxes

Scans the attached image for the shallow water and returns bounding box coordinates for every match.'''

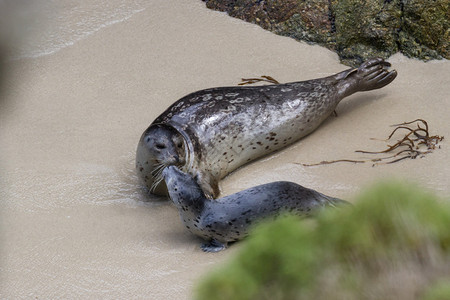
[2,0,150,60]
[1,0,449,298]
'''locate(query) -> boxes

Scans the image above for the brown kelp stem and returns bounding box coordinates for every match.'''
[238,75,280,85]
[298,119,443,167]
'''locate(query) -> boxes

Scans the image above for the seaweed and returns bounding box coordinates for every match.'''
[299,119,444,167]
[238,75,280,85]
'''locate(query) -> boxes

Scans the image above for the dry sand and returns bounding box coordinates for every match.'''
[0,0,449,298]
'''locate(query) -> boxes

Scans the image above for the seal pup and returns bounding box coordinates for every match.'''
[138,58,397,198]
[162,165,348,252]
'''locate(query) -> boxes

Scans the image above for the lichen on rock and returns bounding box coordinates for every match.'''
[399,0,449,61]
[330,0,402,66]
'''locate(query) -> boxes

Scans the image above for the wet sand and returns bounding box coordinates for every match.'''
[1,0,449,298]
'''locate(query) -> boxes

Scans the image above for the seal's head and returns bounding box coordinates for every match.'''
[162,165,205,206]
[136,124,186,195]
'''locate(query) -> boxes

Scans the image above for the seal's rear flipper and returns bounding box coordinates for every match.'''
[201,239,227,252]
[337,57,397,98]
[356,58,398,91]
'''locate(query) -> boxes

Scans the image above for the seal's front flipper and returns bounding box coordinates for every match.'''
[195,170,220,199]
[201,239,227,252]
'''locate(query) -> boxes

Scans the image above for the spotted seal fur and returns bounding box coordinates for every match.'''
[162,165,348,252]
[137,58,397,198]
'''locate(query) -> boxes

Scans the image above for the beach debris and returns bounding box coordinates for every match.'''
[238,75,280,85]
[299,119,444,167]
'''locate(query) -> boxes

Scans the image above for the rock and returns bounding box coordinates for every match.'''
[203,0,449,67]
[331,0,402,66]
[400,0,449,61]
[274,0,334,46]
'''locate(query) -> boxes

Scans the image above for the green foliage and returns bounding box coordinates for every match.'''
[422,279,450,300]
[316,182,450,261]
[196,181,450,300]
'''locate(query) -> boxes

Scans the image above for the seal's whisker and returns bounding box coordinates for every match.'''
[151,163,163,170]
[149,162,169,192]
[150,176,164,192]
[151,163,166,177]
[153,166,166,180]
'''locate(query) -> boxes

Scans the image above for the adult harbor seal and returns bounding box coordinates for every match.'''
[137,58,397,198]
[162,165,348,252]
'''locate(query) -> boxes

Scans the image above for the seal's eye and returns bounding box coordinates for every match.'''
[177,143,183,148]
[156,143,166,150]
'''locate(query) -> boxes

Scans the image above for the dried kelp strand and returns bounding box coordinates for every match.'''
[300,159,366,167]
[298,119,443,167]
[238,75,280,86]
[392,118,429,131]
[261,75,280,84]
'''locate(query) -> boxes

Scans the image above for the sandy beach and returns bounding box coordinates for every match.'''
[1,0,449,298]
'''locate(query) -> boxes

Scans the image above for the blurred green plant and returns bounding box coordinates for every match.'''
[196,181,450,300]
[422,279,450,300]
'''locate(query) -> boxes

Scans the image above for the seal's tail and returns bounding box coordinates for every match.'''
[337,57,398,98]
